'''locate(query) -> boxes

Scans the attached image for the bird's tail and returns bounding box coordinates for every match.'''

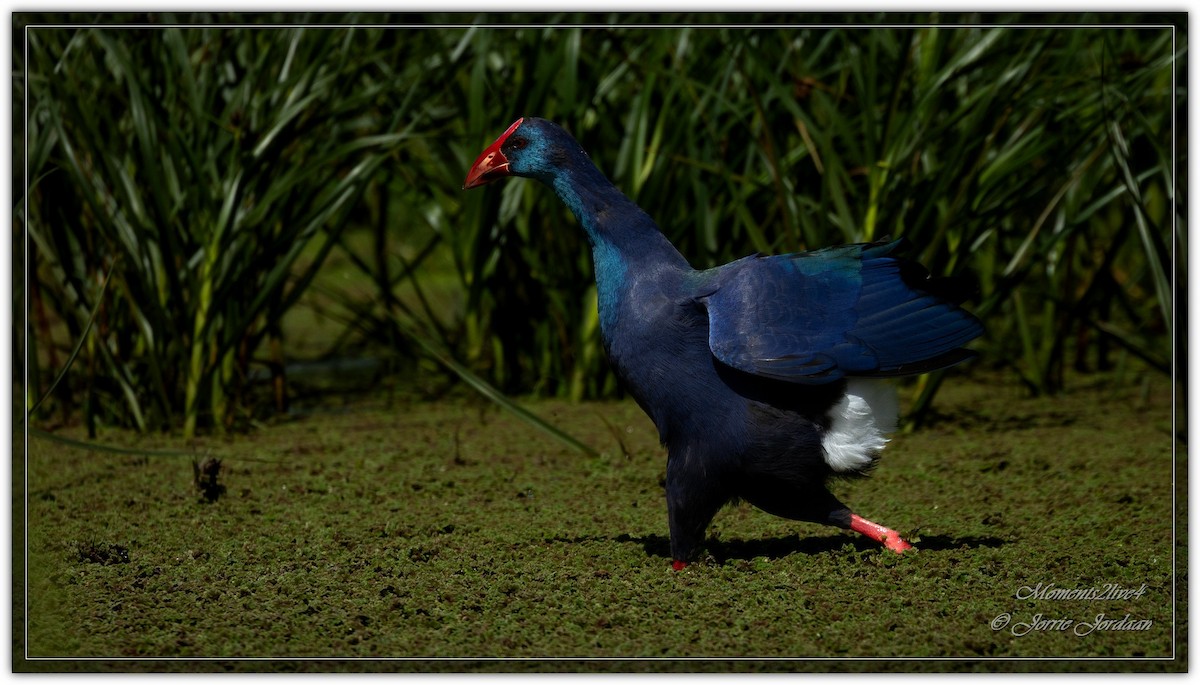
[821,379,899,474]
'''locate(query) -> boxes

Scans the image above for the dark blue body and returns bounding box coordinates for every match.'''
[491,118,983,561]
[598,256,848,557]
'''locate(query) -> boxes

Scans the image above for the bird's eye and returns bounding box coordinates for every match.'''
[511,137,528,150]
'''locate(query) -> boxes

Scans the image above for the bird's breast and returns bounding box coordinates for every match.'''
[595,277,730,441]
[597,272,702,367]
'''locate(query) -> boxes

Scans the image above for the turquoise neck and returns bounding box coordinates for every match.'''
[543,161,690,331]
[547,163,689,271]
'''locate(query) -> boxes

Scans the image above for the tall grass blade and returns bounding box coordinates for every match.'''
[410,332,600,458]
[29,427,201,458]
[26,259,115,418]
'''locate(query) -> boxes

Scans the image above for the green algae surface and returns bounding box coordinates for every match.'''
[16,370,1183,670]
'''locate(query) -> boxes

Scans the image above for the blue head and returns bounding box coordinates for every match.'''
[463,117,589,189]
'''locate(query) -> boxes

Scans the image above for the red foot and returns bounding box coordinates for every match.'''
[849,513,914,553]
[671,559,688,571]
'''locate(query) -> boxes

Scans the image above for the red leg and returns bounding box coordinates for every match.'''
[849,513,913,553]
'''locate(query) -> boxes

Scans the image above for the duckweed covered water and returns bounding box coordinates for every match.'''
[16,369,1183,671]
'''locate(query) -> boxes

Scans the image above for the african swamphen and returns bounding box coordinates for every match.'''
[464,117,983,569]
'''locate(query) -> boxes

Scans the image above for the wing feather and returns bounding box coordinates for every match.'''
[700,240,983,384]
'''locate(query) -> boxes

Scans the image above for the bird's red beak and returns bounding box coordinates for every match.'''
[463,117,524,190]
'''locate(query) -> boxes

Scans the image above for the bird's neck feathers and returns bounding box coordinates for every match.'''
[548,159,690,273]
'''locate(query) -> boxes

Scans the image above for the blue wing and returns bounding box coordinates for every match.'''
[699,240,984,384]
